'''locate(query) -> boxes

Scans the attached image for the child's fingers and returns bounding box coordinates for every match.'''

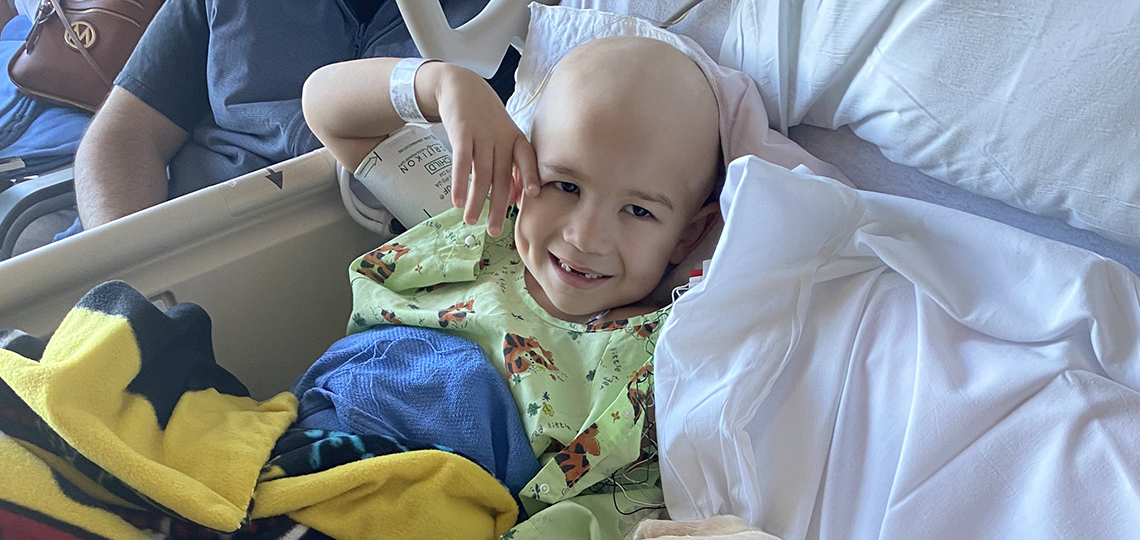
[514,138,540,198]
[488,145,513,236]
[451,136,472,209]
[508,166,521,207]
[466,140,493,225]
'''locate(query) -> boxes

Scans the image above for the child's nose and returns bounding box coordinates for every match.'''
[563,209,607,254]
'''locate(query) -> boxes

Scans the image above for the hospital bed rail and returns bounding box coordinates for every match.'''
[0,148,388,398]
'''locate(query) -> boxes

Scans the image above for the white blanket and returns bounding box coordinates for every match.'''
[656,157,1140,540]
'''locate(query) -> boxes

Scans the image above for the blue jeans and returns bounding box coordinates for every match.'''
[53,217,83,242]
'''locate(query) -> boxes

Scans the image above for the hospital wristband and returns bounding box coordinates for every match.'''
[390,57,438,124]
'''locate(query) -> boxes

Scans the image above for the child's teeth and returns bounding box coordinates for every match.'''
[559,260,602,279]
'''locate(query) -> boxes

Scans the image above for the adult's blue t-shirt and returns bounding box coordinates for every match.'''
[115,0,516,198]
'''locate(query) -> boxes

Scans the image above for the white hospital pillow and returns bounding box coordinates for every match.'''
[559,0,734,61]
[723,0,1140,246]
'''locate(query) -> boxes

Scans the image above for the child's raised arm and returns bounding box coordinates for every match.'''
[302,58,538,237]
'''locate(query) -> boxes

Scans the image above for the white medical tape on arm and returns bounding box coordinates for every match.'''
[390,57,436,124]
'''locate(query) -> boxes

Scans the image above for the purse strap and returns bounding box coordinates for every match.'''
[46,0,113,88]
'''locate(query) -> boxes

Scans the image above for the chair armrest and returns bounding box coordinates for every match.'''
[0,168,76,260]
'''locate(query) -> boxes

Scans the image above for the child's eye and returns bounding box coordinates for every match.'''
[623,205,653,219]
[555,181,580,194]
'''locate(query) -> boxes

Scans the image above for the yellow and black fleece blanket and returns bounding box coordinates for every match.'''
[0,281,516,540]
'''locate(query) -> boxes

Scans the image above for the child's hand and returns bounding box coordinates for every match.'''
[431,64,539,237]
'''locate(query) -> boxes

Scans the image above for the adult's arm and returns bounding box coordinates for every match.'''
[74,88,188,228]
[73,0,209,229]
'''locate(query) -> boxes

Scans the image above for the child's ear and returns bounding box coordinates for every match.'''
[669,202,720,265]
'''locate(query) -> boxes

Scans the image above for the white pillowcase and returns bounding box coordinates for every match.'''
[723,0,1140,247]
[558,0,735,61]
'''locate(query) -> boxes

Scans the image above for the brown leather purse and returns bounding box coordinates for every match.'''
[7,0,164,112]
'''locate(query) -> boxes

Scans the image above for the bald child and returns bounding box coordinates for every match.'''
[301,37,721,536]
[304,37,720,322]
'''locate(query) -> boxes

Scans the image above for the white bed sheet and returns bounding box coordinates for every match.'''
[656,156,1140,539]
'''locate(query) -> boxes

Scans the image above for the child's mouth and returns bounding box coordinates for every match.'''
[550,253,610,287]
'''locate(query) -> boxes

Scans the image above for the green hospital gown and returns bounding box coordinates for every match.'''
[348,205,664,538]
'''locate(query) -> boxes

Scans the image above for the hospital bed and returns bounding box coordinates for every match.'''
[1,0,1139,536]
[1,0,1137,400]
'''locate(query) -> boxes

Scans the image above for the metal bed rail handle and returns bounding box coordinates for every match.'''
[394,0,710,78]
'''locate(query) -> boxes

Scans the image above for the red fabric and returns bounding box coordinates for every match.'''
[0,501,110,540]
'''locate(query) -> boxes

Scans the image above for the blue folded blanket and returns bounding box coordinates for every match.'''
[292,325,542,501]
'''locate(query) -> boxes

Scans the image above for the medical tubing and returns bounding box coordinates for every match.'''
[351,188,392,222]
[338,164,391,235]
[354,197,394,227]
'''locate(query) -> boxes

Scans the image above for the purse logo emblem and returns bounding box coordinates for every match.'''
[64,21,97,51]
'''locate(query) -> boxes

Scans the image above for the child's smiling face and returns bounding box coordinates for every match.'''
[514,37,721,322]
